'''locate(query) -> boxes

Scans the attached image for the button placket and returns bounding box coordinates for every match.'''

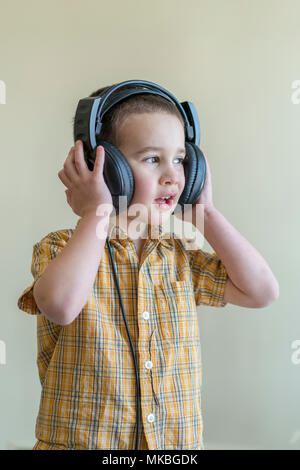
[148,328,160,407]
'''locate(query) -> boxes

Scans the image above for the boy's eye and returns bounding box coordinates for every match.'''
[145,156,186,164]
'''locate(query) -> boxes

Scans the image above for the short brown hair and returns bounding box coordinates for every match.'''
[73,83,185,147]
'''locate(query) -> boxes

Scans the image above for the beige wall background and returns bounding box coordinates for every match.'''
[0,0,299,450]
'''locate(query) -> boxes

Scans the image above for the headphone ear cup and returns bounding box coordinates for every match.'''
[92,139,135,215]
[178,142,206,207]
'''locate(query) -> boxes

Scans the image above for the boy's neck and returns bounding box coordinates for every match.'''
[108,213,149,242]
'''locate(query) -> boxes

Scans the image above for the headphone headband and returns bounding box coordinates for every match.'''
[73,79,200,163]
[95,89,175,133]
[94,80,198,144]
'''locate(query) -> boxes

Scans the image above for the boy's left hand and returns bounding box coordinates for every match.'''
[195,152,214,210]
[174,152,215,225]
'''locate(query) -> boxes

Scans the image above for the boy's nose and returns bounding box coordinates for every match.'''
[159,168,179,185]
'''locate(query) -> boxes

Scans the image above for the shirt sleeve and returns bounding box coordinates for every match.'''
[17,230,71,316]
[188,247,228,307]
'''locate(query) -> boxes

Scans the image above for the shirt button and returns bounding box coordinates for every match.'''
[142,311,150,320]
[145,360,153,370]
[147,413,155,423]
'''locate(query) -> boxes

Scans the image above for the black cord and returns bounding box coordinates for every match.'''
[106,237,141,451]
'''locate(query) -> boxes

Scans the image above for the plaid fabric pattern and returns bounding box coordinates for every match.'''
[17,217,228,450]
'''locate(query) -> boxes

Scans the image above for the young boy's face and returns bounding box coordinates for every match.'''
[115,112,186,229]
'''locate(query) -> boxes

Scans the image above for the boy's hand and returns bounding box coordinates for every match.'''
[195,152,214,210]
[174,152,215,225]
[58,140,113,218]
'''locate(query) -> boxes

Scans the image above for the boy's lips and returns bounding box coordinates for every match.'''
[154,192,177,209]
[154,192,177,201]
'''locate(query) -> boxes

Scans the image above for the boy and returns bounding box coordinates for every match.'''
[17,86,279,450]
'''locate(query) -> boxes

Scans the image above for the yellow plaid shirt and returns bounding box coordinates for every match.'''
[17,217,228,450]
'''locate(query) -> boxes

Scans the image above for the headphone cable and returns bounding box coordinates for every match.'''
[106,237,141,451]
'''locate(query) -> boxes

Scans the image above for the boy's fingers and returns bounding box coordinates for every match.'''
[58,168,72,188]
[74,140,88,172]
[93,146,105,173]
[65,189,71,205]
[64,144,80,181]
[67,145,76,165]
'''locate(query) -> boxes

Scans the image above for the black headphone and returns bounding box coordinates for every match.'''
[73,79,206,451]
[73,79,206,215]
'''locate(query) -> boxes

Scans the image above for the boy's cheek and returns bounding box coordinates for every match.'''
[132,180,156,204]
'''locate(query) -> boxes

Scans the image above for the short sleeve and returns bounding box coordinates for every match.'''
[188,248,228,307]
[17,230,72,316]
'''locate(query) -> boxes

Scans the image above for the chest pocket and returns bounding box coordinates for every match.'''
[153,280,198,341]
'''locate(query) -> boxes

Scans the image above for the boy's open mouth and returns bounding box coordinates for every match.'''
[154,193,176,209]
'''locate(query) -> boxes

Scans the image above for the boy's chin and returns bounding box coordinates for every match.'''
[145,208,172,226]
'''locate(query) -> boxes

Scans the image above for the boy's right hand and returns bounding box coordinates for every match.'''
[58,140,114,218]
